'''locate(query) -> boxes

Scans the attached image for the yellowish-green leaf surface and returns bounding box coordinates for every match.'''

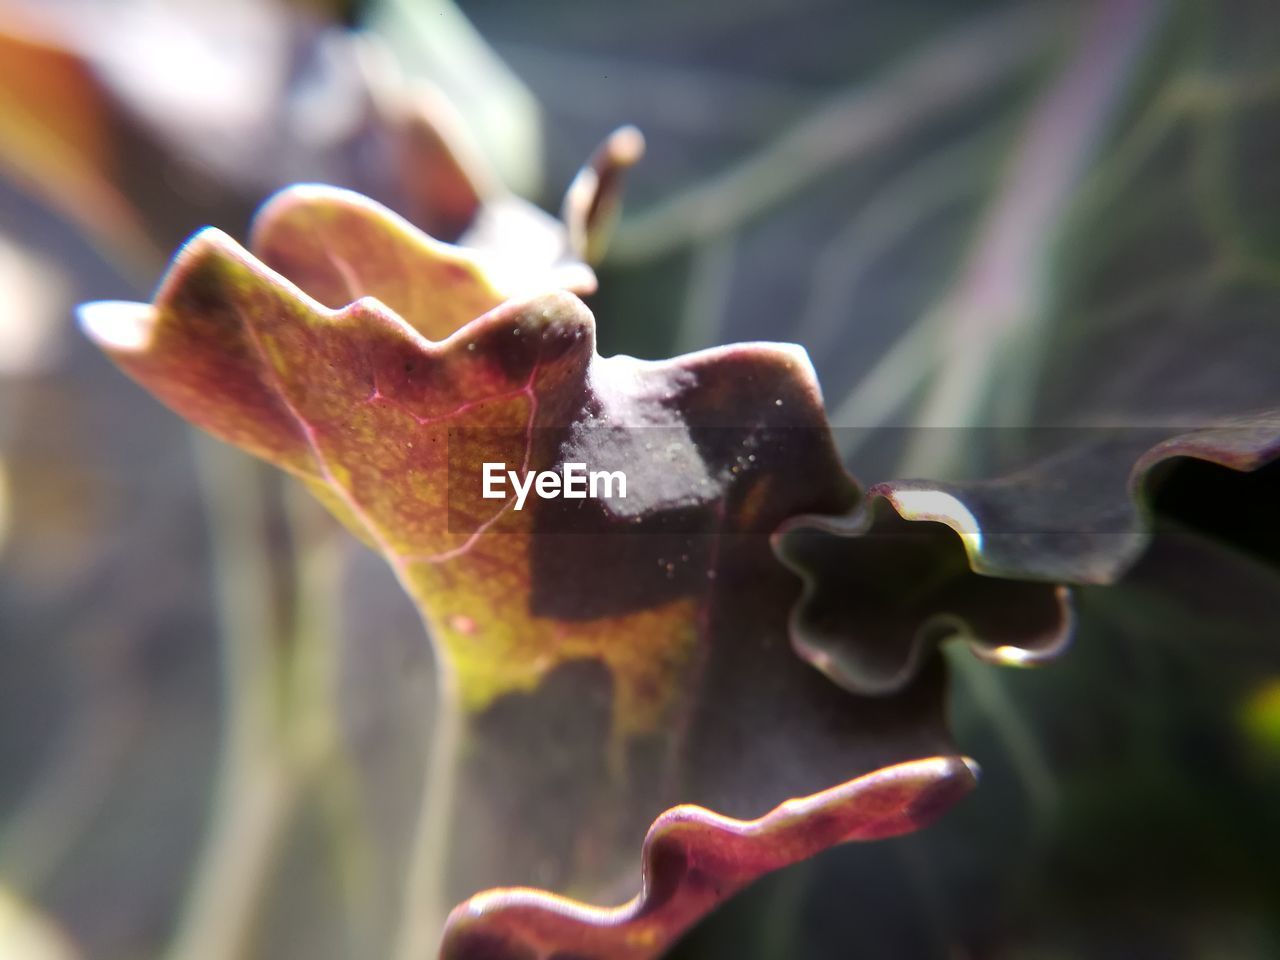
[82,185,977,958]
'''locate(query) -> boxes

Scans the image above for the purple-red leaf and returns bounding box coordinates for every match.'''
[80,184,969,957]
[440,757,976,960]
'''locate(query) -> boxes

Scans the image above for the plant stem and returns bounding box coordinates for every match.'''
[0,671,139,892]
[754,861,814,960]
[165,742,299,960]
[830,311,941,461]
[495,41,813,140]
[391,663,463,960]
[949,651,1059,826]
[166,436,300,960]
[902,0,1166,477]
[282,487,379,958]
[173,441,382,960]
[795,128,993,358]
[610,3,1058,263]
[370,0,544,198]
[675,233,737,354]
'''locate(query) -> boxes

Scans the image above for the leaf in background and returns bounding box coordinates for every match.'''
[0,11,157,265]
[0,0,342,264]
[0,0,613,282]
[80,186,968,957]
[363,0,547,201]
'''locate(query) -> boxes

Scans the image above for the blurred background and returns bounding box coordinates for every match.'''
[2,0,1280,957]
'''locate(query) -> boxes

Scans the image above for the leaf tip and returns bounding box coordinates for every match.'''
[77,299,155,353]
[248,182,374,244]
[606,124,647,167]
[894,755,980,830]
[563,125,647,264]
[505,288,595,340]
